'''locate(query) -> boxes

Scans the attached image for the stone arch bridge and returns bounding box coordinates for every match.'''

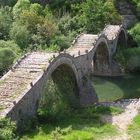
[0,25,127,124]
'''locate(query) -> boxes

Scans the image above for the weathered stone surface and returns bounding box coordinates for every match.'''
[0,25,127,125]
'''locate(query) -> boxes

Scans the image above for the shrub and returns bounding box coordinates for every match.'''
[0,48,16,75]
[58,14,84,35]
[137,2,140,18]
[13,0,30,19]
[0,6,13,40]
[10,22,31,49]
[72,0,121,33]
[0,0,17,6]
[0,117,17,140]
[128,23,140,47]
[50,35,71,51]
[0,40,21,55]
[124,47,140,72]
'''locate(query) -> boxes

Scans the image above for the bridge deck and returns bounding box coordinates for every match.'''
[0,52,56,116]
[104,25,120,40]
[67,34,98,56]
[0,25,126,117]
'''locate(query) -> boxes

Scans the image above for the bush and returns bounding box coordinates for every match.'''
[0,0,17,6]
[0,6,13,40]
[0,48,16,75]
[124,47,140,72]
[10,22,31,49]
[71,0,121,33]
[128,23,140,47]
[13,0,30,19]
[137,2,140,18]
[0,117,17,140]
[0,40,21,55]
[128,0,140,18]
[50,35,71,51]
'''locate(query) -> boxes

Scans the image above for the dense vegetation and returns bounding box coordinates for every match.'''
[21,105,122,140]
[128,0,140,18]
[0,0,139,75]
[0,117,17,140]
[0,0,140,139]
[0,0,121,75]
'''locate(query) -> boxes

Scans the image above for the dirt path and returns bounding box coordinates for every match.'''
[101,99,140,140]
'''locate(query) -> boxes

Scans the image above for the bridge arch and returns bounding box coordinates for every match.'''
[115,27,127,51]
[39,53,81,111]
[91,35,110,75]
[112,27,127,68]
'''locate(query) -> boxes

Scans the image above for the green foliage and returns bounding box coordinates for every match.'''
[20,117,38,133]
[124,48,140,72]
[0,40,20,75]
[128,23,140,47]
[0,40,21,54]
[0,48,16,74]
[29,3,44,16]
[37,16,58,45]
[114,47,126,69]
[51,126,72,139]
[0,0,123,51]
[10,22,31,49]
[37,78,77,123]
[21,105,118,140]
[50,35,71,51]
[48,0,83,16]
[20,9,42,34]
[13,0,30,19]
[74,0,121,33]
[128,0,140,18]
[136,2,140,18]
[128,114,140,140]
[0,0,17,6]
[58,14,83,35]
[0,117,17,140]
[0,6,13,40]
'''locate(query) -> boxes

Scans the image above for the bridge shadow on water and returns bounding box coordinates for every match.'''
[91,74,140,102]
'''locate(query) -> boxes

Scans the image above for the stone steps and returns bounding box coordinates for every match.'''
[0,52,55,113]
[104,25,120,40]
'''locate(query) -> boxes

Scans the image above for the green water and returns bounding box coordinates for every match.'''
[91,74,140,102]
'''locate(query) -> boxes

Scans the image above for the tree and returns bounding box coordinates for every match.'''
[0,48,16,75]
[37,16,58,45]
[13,0,30,19]
[128,23,140,47]
[20,9,42,33]
[30,3,44,16]
[75,0,121,33]
[10,22,31,49]
[0,0,17,6]
[0,6,13,40]
[137,2,140,18]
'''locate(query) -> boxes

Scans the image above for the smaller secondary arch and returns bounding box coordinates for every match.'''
[112,27,127,70]
[91,36,110,75]
[115,27,127,53]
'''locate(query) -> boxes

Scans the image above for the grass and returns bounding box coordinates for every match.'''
[20,74,139,140]
[128,113,140,140]
[20,106,120,140]
[91,74,140,102]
